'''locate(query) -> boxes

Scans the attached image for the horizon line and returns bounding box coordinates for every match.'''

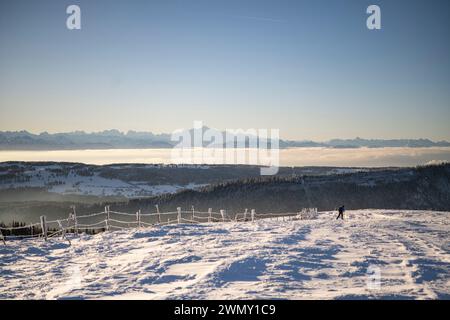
[1,129,449,144]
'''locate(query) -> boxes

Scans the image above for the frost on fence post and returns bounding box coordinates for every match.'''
[40,215,47,241]
[0,229,5,245]
[244,208,248,221]
[177,207,181,224]
[155,205,161,224]
[105,205,110,231]
[71,205,78,234]
[208,208,212,223]
[57,219,70,244]
[136,210,141,228]
[57,220,65,239]
[220,210,225,222]
[251,209,255,222]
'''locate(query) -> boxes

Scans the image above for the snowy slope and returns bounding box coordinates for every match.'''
[0,210,449,300]
[0,163,205,197]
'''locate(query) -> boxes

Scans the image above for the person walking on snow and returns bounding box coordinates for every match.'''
[336,205,345,220]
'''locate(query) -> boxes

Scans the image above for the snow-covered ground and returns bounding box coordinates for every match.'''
[0,164,205,197]
[0,210,449,300]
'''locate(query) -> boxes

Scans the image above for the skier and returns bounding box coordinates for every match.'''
[336,205,345,220]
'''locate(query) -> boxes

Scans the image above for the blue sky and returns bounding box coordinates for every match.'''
[0,0,449,141]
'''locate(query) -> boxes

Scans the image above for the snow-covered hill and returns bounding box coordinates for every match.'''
[0,162,372,199]
[0,163,207,197]
[0,210,449,299]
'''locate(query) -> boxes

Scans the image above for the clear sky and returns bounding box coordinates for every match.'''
[0,0,449,141]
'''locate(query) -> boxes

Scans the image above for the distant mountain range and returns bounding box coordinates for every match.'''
[0,129,449,150]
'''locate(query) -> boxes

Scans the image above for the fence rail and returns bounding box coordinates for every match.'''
[0,206,318,245]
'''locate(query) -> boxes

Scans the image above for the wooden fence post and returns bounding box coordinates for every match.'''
[251,209,255,222]
[105,205,110,231]
[0,229,5,245]
[40,215,47,241]
[208,208,212,223]
[191,206,195,221]
[71,205,78,234]
[177,207,181,224]
[57,220,71,244]
[136,210,141,228]
[57,220,65,239]
[155,205,161,224]
[220,210,225,222]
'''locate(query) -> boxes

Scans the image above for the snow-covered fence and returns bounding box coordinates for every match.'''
[0,229,5,245]
[70,205,78,234]
[0,206,316,244]
[155,205,161,224]
[136,210,141,228]
[40,216,47,241]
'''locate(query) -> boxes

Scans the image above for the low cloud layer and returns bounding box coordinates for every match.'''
[1,147,450,168]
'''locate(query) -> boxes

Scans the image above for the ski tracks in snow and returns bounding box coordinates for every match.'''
[0,210,449,299]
